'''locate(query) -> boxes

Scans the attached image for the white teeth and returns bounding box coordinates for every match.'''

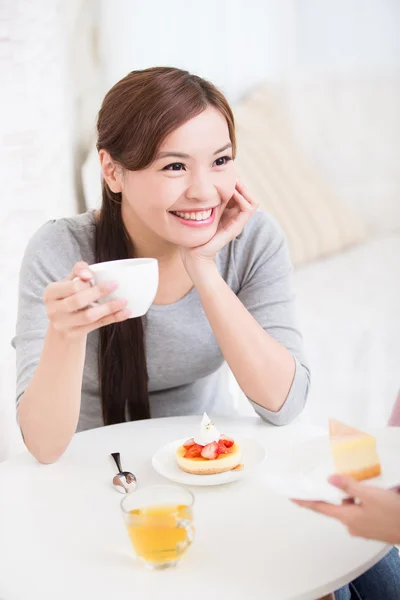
[173,209,212,221]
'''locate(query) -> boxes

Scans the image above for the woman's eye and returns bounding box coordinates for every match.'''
[163,163,185,171]
[214,156,232,167]
[162,157,232,171]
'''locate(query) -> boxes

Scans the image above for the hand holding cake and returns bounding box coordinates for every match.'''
[291,418,400,544]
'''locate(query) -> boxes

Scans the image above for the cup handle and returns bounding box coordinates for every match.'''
[175,519,194,555]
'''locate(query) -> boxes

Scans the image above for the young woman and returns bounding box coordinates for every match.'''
[12,67,399,597]
[13,66,309,461]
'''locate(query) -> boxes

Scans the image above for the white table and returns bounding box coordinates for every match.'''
[0,416,390,600]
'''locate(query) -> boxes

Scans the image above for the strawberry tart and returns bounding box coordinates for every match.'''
[176,413,242,475]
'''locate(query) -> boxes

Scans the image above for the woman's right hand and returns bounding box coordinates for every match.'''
[44,261,131,340]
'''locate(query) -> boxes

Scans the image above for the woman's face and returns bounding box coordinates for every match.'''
[119,107,237,249]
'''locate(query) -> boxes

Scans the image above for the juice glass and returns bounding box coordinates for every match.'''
[120,485,194,570]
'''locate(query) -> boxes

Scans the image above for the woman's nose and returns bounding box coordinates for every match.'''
[185,174,218,203]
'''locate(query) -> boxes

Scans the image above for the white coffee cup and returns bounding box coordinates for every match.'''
[89,258,158,318]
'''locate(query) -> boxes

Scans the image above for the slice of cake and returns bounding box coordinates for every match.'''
[329,419,381,481]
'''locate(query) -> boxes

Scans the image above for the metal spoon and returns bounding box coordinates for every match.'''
[111,452,137,494]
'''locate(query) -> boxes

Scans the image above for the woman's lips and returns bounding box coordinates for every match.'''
[169,207,217,227]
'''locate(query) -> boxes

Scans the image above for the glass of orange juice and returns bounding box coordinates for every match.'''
[120,485,194,570]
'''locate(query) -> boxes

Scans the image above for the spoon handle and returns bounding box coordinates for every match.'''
[111,452,123,473]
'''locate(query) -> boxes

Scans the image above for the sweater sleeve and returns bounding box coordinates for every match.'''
[11,219,82,409]
[234,210,310,425]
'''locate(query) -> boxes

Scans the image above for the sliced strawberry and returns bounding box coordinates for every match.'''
[184,444,203,458]
[201,441,219,460]
[219,434,234,448]
[183,438,196,449]
[217,440,229,454]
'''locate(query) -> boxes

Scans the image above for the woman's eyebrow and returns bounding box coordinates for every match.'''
[213,142,232,155]
[154,142,232,161]
[155,151,190,160]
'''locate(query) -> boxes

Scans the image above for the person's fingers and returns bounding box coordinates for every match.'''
[291,499,350,520]
[328,475,366,500]
[44,278,91,302]
[67,261,93,281]
[212,191,252,245]
[235,180,258,209]
[219,189,254,233]
[231,188,254,211]
[59,281,118,313]
[76,305,132,335]
[45,261,95,303]
[55,297,128,329]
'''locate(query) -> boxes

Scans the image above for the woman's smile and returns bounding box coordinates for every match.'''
[168,206,217,227]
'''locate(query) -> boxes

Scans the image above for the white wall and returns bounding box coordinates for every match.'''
[0,0,80,458]
[294,0,400,74]
[98,0,295,102]
[286,0,400,233]
[98,0,400,94]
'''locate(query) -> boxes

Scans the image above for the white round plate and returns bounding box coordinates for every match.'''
[262,427,400,503]
[152,437,266,486]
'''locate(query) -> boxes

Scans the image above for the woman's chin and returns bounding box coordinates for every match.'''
[176,231,215,249]
[166,223,217,248]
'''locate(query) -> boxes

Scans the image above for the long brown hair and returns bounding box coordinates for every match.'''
[95,66,236,425]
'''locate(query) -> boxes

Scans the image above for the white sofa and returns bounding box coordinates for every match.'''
[276,233,398,428]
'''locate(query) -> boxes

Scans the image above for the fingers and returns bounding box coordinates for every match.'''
[328,475,366,500]
[50,297,132,339]
[232,188,252,210]
[45,278,91,302]
[79,305,132,335]
[67,261,93,281]
[44,260,133,338]
[292,498,360,526]
[229,189,258,222]
[60,281,118,313]
[58,297,129,329]
[235,180,259,210]
[291,499,345,519]
[45,262,95,302]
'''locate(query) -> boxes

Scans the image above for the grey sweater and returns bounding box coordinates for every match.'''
[12,210,310,431]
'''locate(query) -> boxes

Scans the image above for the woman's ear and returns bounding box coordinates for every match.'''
[99,150,123,193]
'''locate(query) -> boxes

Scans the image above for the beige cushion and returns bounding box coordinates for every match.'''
[234,85,366,266]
